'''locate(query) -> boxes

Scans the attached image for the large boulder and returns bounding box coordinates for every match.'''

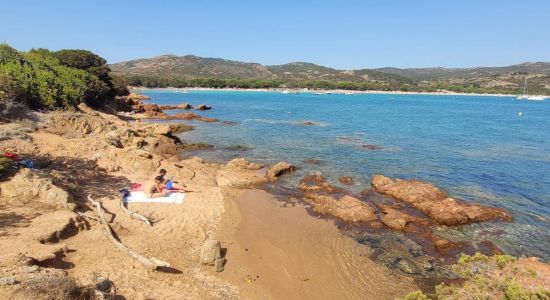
[0,169,75,210]
[216,158,268,188]
[371,175,512,225]
[304,194,378,223]
[266,162,295,181]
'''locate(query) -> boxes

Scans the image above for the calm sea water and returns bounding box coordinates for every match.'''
[140,89,550,260]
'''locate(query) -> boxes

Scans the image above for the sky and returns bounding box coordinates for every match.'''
[1,0,549,69]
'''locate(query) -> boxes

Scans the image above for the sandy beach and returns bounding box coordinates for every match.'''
[0,103,417,299]
[1,93,548,299]
[132,86,522,98]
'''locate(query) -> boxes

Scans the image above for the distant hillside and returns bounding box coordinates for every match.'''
[110,56,414,84]
[109,55,550,94]
[374,62,550,80]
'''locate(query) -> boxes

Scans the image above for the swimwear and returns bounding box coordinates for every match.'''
[165,180,173,190]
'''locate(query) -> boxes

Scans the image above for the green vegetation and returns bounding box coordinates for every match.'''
[0,156,13,173]
[399,253,550,300]
[0,44,127,111]
[114,74,521,95]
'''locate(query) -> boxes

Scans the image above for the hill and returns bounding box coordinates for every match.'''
[109,55,550,94]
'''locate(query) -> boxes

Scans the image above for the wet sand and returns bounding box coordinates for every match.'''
[216,188,418,299]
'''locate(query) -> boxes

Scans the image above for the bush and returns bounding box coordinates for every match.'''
[0,44,119,109]
[400,253,550,300]
[0,156,13,173]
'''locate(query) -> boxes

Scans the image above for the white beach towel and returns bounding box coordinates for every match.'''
[124,191,185,204]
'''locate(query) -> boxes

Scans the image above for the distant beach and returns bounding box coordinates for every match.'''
[131,86,520,98]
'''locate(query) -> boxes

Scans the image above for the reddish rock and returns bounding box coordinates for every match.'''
[304,194,378,223]
[371,175,512,226]
[339,176,354,185]
[378,204,425,231]
[299,175,341,193]
[173,112,219,122]
[360,188,370,197]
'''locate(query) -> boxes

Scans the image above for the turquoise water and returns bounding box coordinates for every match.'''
[141,90,550,260]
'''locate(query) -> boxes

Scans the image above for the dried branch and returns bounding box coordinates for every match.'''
[119,194,152,226]
[87,195,169,270]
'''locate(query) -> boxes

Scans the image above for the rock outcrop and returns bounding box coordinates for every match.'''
[195,104,212,111]
[216,158,268,188]
[304,194,378,223]
[378,204,425,231]
[0,169,75,210]
[159,103,193,110]
[371,175,512,225]
[266,162,295,181]
[173,112,219,122]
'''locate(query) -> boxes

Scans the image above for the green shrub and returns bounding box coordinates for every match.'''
[0,156,13,173]
[0,44,118,109]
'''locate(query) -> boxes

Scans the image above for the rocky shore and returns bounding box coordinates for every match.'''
[0,101,298,299]
[1,94,548,299]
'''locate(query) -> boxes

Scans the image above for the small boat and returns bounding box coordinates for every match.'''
[516,78,546,101]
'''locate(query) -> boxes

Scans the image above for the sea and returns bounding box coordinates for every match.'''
[139,89,550,261]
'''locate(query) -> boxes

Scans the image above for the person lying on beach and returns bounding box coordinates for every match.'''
[143,176,168,198]
[158,169,195,192]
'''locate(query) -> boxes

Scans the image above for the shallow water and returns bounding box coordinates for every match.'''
[141,89,550,260]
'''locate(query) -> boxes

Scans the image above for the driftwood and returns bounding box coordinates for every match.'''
[119,194,152,226]
[87,195,169,270]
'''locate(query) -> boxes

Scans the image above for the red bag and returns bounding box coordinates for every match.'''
[3,152,21,161]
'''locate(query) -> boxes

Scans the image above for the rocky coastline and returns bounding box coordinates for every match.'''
[1,93,548,299]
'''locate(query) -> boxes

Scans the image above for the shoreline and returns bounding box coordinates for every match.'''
[215,188,419,299]
[131,86,523,98]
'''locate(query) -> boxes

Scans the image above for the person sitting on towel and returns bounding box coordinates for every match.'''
[143,176,168,198]
[158,169,194,192]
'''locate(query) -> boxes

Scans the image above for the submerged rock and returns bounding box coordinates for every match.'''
[378,204,426,231]
[299,174,341,193]
[362,144,383,150]
[339,176,354,185]
[371,175,512,225]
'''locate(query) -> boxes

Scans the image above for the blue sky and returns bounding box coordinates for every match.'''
[1,0,549,69]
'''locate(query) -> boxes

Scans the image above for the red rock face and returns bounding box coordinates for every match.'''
[371,175,512,225]
[173,112,219,122]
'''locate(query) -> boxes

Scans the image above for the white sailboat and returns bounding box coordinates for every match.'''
[517,78,546,101]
